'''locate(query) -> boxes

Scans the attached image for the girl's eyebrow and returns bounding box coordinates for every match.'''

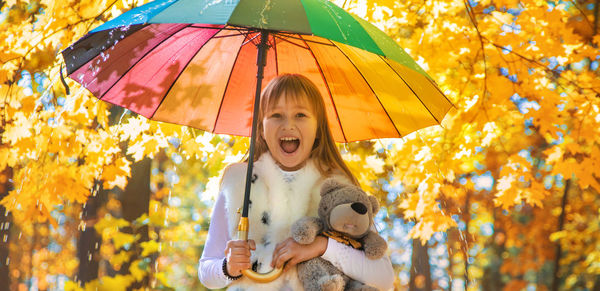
[291,103,311,110]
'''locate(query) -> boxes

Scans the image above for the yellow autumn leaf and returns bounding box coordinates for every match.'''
[112,232,139,250]
[155,272,172,288]
[77,0,108,18]
[63,281,83,291]
[140,240,160,257]
[551,158,578,179]
[3,112,33,144]
[98,275,134,291]
[129,260,147,281]
[577,158,600,193]
[101,156,132,190]
[83,280,100,291]
[119,116,151,141]
[491,11,514,24]
[94,215,130,234]
[126,135,168,161]
[544,146,563,163]
[549,230,568,242]
[495,174,520,209]
[0,147,18,169]
[109,250,132,268]
[149,200,167,227]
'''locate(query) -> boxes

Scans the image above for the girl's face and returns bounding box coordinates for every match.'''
[262,94,318,171]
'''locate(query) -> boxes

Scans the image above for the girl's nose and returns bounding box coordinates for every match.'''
[282,116,295,128]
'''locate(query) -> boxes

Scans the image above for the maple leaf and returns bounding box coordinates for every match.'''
[101,156,131,190]
[98,275,135,291]
[140,240,160,257]
[94,215,130,236]
[3,112,33,144]
[522,180,548,208]
[129,260,147,282]
[495,174,520,209]
[110,251,132,268]
[544,146,563,163]
[112,232,139,250]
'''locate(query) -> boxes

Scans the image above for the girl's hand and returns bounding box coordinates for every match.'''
[271,236,328,272]
[224,239,256,277]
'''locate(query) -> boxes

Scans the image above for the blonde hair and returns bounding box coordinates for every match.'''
[251,74,358,185]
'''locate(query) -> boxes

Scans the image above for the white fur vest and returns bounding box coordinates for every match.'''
[220,153,346,291]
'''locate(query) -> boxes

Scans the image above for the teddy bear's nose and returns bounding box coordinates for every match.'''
[351,202,367,215]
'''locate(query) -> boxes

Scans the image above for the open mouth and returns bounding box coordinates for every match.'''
[280,137,300,154]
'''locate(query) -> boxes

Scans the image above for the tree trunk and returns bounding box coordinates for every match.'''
[463,191,471,290]
[593,275,600,291]
[551,179,570,291]
[119,157,152,290]
[446,228,455,291]
[76,106,125,286]
[481,208,505,291]
[409,239,432,291]
[0,167,13,291]
[76,182,105,286]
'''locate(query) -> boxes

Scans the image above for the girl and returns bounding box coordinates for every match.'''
[198,74,394,290]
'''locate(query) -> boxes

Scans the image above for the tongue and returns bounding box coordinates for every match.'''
[281,140,300,153]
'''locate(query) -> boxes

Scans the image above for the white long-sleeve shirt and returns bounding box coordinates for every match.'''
[198,192,395,290]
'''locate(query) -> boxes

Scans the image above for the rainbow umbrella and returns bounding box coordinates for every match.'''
[62,0,452,282]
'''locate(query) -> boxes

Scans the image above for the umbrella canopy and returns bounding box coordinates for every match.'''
[62,0,452,143]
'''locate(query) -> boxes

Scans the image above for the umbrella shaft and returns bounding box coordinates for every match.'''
[241,30,270,219]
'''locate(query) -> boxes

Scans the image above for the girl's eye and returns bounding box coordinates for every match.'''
[296,113,307,118]
[270,113,282,118]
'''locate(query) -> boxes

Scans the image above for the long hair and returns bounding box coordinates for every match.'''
[251,74,358,185]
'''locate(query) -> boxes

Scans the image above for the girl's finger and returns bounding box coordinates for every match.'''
[274,250,291,269]
[283,257,299,273]
[225,241,247,256]
[248,239,256,250]
[271,247,282,268]
[228,262,252,273]
[273,242,285,256]
[228,254,251,263]
[229,247,251,256]
[230,261,252,270]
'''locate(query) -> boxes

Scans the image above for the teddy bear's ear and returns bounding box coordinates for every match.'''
[369,195,380,214]
[320,178,344,197]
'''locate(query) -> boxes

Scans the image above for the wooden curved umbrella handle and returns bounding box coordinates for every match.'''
[237,217,284,283]
[241,267,284,283]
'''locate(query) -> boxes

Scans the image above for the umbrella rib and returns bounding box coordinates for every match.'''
[242,33,260,47]
[190,25,242,30]
[276,33,335,47]
[329,41,403,138]
[299,36,348,143]
[273,34,279,76]
[98,23,191,101]
[272,34,309,50]
[379,55,442,125]
[150,26,226,119]
[426,74,456,109]
[212,32,248,39]
[211,32,247,132]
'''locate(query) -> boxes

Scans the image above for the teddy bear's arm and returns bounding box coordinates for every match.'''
[291,216,324,245]
[362,230,388,260]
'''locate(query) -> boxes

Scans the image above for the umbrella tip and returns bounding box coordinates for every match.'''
[60,63,70,96]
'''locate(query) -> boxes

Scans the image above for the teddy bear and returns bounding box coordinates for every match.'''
[291,178,388,291]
